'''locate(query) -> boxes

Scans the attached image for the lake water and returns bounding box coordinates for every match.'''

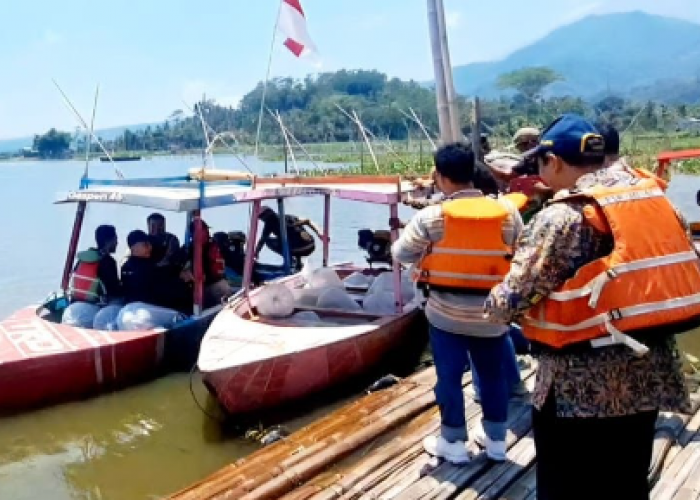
[1,156,700,499]
[0,155,421,500]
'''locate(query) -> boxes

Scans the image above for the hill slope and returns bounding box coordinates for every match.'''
[452,11,700,102]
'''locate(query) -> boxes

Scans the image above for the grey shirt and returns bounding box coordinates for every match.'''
[392,189,523,336]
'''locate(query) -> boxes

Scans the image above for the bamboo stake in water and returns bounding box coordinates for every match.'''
[401,107,437,150]
[265,107,324,173]
[182,100,253,173]
[273,109,299,175]
[83,85,100,178]
[334,104,379,172]
[52,79,125,179]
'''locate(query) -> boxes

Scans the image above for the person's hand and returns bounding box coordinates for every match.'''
[389,217,404,230]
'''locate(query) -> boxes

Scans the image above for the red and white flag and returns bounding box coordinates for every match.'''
[277,0,319,62]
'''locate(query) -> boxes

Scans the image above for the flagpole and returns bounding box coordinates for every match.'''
[254,0,283,158]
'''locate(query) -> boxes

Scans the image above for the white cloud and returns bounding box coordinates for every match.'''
[445,11,462,29]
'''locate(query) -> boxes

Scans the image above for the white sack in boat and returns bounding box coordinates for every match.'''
[367,272,415,303]
[253,283,296,318]
[343,271,372,289]
[117,302,185,331]
[292,288,322,307]
[93,304,122,331]
[316,287,362,312]
[308,267,344,290]
[61,302,101,328]
[362,291,398,315]
[291,311,321,322]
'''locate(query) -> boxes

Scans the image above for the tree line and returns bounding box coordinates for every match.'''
[28,68,700,159]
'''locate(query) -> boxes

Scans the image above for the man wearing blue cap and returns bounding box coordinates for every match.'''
[484,114,696,499]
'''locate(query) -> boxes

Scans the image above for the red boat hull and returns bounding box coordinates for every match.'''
[202,310,422,415]
[0,306,212,414]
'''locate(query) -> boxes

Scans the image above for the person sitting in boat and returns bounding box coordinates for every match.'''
[147,212,181,269]
[212,231,246,276]
[121,230,192,314]
[255,206,322,271]
[182,219,233,308]
[68,224,122,305]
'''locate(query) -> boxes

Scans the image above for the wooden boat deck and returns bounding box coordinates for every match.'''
[169,360,700,500]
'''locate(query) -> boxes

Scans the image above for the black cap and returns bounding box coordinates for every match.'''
[95,225,117,248]
[127,230,150,248]
[526,114,605,162]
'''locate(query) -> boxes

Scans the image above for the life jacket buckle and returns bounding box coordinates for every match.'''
[606,269,618,279]
[608,308,623,321]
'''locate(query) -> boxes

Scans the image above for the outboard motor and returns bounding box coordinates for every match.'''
[358,229,392,267]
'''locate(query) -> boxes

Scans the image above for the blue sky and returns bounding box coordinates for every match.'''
[0,0,698,139]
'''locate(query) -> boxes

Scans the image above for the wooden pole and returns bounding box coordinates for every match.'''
[435,0,461,142]
[242,200,262,292]
[322,194,330,267]
[192,212,204,314]
[427,0,453,145]
[472,97,483,161]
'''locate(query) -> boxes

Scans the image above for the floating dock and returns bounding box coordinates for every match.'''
[169,360,700,499]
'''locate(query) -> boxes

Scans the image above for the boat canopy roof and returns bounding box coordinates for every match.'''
[54,173,421,212]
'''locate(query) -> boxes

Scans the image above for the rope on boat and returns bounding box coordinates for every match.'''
[188,364,226,422]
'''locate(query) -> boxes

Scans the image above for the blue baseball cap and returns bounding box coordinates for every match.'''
[526,114,605,162]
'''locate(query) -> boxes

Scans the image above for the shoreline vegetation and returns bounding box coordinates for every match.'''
[2,68,700,174]
[3,134,700,176]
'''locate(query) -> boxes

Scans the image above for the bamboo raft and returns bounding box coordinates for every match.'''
[169,360,700,500]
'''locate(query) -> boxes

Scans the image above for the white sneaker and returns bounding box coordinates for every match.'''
[423,435,471,465]
[472,426,507,462]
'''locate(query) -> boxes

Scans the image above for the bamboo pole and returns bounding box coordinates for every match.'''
[435,0,461,142]
[426,0,453,144]
[274,110,299,175]
[236,392,437,500]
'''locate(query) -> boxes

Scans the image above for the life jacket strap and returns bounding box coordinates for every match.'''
[416,269,504,283]
[526,292,700,355]
[548,251,699,308]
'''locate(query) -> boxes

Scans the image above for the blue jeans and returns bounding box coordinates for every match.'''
[471,325,527,399]
[429,324,509,443]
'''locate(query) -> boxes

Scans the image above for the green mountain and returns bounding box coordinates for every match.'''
[451,11,700,103]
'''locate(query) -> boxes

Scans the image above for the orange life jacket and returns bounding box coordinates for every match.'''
[522,179,700,356]
[68,259,105,303]
[610,159,669,191]
[414,194,527,292]
[629,167,668,191]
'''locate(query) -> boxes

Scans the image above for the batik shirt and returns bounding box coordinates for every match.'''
[484,168,692,418]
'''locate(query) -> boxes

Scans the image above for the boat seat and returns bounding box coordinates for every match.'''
[292,306,384,320]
